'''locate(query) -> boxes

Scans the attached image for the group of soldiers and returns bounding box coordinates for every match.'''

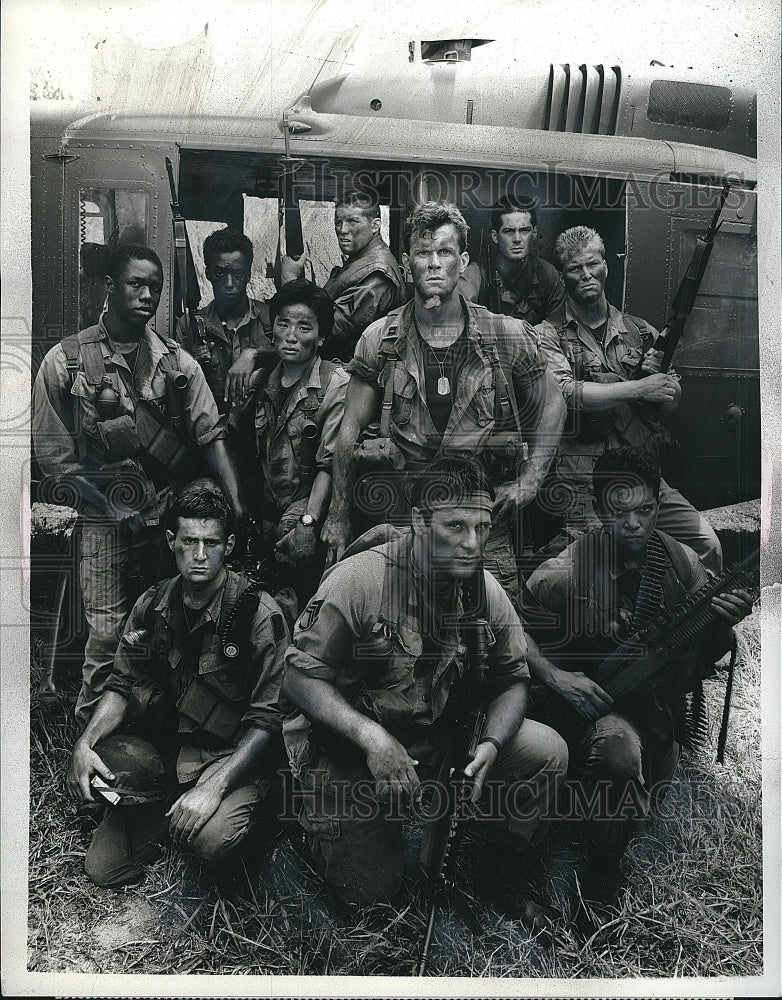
[32,191,752,932]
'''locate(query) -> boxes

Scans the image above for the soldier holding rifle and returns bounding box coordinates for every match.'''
[321,201,566,609]
[175,227,274,415]
[524,447,754,915]
[32,244,247,725]
[536,225,722,573]
[282,458,568,912]
[232,280,348,604]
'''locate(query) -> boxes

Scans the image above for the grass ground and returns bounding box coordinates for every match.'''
[27,601,763,980]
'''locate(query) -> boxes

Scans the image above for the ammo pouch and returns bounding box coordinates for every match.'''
[129,679,177,732]
[353,431,405,472]
[134,399,199,485]
[483,430,529,479]
[96,413,139,462]
[177,674,244,745]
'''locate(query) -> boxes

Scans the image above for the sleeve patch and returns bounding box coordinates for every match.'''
[298,599,324,631]
[271,612,287,642]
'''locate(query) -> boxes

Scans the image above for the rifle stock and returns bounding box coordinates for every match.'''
[165,156,201,339]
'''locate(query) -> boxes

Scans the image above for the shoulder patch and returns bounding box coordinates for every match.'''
[298,599,324,631]
[271,612,287,641]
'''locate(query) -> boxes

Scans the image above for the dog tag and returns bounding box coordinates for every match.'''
[437,376,450,395]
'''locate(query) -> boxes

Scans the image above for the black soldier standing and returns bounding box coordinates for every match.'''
[32,245,247,726]
[175,227,274,414]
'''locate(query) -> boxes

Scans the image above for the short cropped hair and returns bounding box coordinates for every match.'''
[491,194,538,232]
[553,226,605,268]
[403,201,469,253]
[168,483,235,539]
[408,456,494,518]
[203,228,254,269]
[106,244,162,282]
[269,280,335,341]
[592,447,661,510]
[335,190,381,219]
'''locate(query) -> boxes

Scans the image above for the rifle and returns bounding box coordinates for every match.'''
[269,113,305,288]
[416,569,490,976]
[633,181,731,378]
[165,156,202,342]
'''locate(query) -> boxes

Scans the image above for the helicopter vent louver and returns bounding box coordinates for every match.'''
[545,63,621,135]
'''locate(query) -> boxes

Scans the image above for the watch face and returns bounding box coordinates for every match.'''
[300,514,315,527]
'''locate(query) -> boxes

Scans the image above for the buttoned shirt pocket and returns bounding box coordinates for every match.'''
[471,382,495,427]
[389,370,416,426]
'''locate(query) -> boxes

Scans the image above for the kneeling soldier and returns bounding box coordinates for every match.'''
[523,447,753,916]
[67,485,289,888]
[283,457,568,912]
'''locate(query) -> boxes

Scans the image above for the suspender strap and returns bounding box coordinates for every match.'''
[378,324,399,438]
[77,328,110,386]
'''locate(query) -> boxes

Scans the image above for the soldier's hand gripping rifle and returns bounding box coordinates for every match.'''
[633,181,731,378]
[416,569,490,977]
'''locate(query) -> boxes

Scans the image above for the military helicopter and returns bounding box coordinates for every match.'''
[29,32,760,681]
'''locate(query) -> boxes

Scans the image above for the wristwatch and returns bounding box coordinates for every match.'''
[299,513,317,528]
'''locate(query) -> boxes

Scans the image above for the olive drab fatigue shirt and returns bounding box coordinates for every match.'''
[525,528,712,748]
[32,319,226,525]
[477,255,566,326]
[106,570,290,783]
[282,532,530,780]
[253,357,349,513]
[347,296,546,476]
[175,297,273,414]
[535,301,671,479]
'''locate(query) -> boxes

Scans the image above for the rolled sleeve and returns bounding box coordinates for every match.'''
[536,319,581,408]
[32,347,82,479]
[504,318,547,391]
[241,592,291,733]
[178,352,227,446]
[103,588,158,700]
[345,319,387,386]
[284,557,373,685]
[484,570,530,690]
[315,366,349,472]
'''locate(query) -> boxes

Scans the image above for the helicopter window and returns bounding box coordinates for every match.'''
[77,188,149,329]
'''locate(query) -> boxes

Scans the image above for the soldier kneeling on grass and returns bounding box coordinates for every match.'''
[522,447,754,927]
[67,484,290,888]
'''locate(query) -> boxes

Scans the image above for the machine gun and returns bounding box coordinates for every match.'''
[416,569,490,976]
[591,546,759,762]
[633,181,731,378]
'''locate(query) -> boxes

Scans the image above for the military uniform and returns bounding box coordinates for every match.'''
[32,319,227,724]
[85,570,289,887]
[467,255,565,326]
[253,356,349,516]
[283,532,568,908]
[536,301,722,573]
[175,297,273,415]
[347,296,547,606]
[524,528,732,855]
[321,233,406,361]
